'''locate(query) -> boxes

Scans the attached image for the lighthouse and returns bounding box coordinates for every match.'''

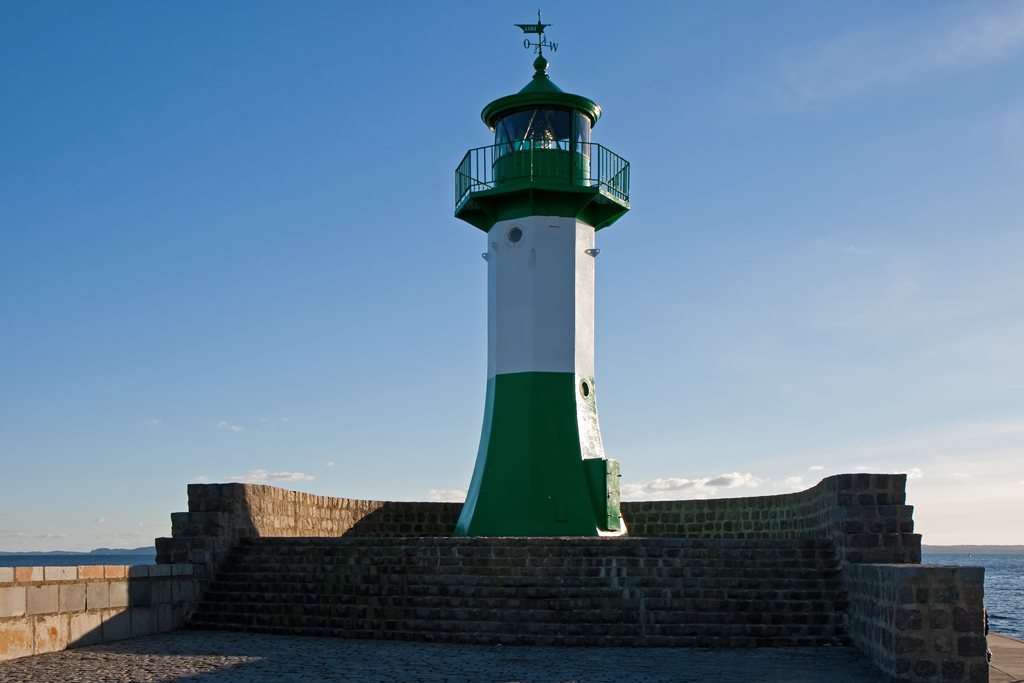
[453,16,630,537]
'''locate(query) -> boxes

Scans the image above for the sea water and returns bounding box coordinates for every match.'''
[924,554,1024,640]
[0,554,156,567]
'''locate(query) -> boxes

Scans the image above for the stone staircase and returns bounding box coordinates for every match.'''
[190,536,850,647]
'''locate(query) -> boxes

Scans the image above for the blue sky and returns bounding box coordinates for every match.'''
[2,1,1023,551]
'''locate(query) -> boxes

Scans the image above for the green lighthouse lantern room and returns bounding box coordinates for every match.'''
[455,26,629,232]
[453,16,631,537]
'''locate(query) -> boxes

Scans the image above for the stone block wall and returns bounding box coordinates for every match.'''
[621,473,921,565]
[157,476,921,584]
[175,483,462,538]
[156,483,462,589]
[154,475,982,683]
[0,564,197,662]
[845,563,988,683]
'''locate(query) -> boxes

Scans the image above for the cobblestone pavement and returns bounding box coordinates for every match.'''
[0,630,889,683]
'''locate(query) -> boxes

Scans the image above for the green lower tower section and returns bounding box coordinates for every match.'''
[455,372,620,537]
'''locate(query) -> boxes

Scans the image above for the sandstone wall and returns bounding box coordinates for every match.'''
[0,564,196,662]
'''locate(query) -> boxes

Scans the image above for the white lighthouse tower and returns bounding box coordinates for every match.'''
[453,17,630,536]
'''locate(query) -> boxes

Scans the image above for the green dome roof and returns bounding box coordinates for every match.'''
[481,56,602,131]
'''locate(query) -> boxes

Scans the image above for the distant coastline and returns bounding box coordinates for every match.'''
[0,546,156,556]
[922,545,1024,555]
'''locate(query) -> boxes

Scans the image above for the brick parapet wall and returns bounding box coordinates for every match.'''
[620,473,921,565]
[177,483,462,538]
[155,475,922,622]
[156,483,462,592]
[845,563,988,683]
[0,564,196,662]
[156,476,921,581]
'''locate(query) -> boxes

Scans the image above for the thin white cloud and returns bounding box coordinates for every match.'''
[808,465,825,471]
[780,476,805,490]
[142,419,161,427]
[907,468,924,479]
[228,469,314,483]
[217,421,244,432]
[707,472,760,488]
[0,529,32,538]
[280,417,289,424]
[621,472,762,500]
[94,518,106,523]
[854,466,875,472]
[428,489,467,502]
[192,476,210,483]
[769,2,1024,106]
[325,461,334,467]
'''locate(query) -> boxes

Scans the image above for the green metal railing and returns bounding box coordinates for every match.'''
[455,142,630,209]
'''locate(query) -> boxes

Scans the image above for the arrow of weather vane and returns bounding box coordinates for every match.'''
[516,11,558,54]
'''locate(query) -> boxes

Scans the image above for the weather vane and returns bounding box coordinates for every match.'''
[515,10,557,55]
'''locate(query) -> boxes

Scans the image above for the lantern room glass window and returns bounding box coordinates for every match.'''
[495,109,572,152]
[574,111,591,157]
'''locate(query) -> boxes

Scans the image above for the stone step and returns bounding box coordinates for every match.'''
[195,589,851,602]
[238,537,838,549]
[217,557,842,570]
[232,546,840,559]
[223,562,840,575]
[208,582,843,598]
[192,620,851,648]
[222,559,839,572]
[231,559,841,568]
[231,549,838,562]
[189,616,849,646]
[235,540,838,551]
[216,574,840,590]
[213,567,841,582]
[194,601,849,624]
[192,611,848,633]
[203,585,843,602]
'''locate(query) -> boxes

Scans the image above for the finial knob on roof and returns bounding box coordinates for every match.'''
[533,55,549,76]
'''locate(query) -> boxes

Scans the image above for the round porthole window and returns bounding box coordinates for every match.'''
[580,380,590,398]
[508,226,523,244]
